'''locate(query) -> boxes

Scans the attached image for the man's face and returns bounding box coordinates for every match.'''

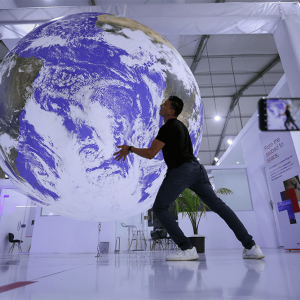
[159,100,174,118]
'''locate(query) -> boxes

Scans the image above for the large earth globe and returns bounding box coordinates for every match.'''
[0,13,203,221]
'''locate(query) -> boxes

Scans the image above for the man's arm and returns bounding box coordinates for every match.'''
[113,139,165,162]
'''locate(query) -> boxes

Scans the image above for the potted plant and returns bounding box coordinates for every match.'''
[174,184,233,253]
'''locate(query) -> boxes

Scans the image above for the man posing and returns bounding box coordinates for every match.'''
[114,96,264,261]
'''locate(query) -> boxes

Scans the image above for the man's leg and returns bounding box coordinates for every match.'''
[285,118,289,130]
[152,167,193,251]
[189,166,255,250]
[291,119,299,130]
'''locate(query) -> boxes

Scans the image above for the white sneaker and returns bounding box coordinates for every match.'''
[242,245,265,259]
[166,247,199,261]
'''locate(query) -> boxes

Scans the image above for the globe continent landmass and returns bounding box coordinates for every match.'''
[0,13,203,221]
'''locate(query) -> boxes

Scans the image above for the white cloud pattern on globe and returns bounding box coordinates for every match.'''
[0,13,203,221]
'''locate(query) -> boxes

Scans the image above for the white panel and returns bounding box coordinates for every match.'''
[0,43,9,60]
[30,207,115,253]
[291,131,300,165]
[243,85,267,96]
[0,0,17,9]
[263,72,286,84]
[183,57,193,68]
[208,136,223,150]
[197,151,213,165]
[200,86,236,97]
[232,56,276,72]
[209,57,233,72]
[178,34,202,56]
[241,117,251,128]
[202,120,209,136]
[205,118,226,135]
[196,58,209,73]
[215,97,231,114]
[227,116,254,135]
[164,35,180,50]
[238,97,260,115]
[226,118,241,134]
[196,57,233,73]
[203,98,218,116]
[271,62,284,72]
[196,74,256,86]
[207,34,278,56]
[199,87,214,97]
[2,38,21,50]
[199,136,210,151]
[195,75,213,85]
[219,139,245,165]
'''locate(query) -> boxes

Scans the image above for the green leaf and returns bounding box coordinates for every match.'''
[175,188,210,235]
[215,188,233,195]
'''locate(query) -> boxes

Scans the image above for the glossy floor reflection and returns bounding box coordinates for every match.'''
[0,249,299,300]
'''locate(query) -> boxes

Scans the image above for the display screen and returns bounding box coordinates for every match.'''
[266,98,300,130]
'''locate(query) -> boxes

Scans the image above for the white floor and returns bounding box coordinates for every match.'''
[0,248,299,300]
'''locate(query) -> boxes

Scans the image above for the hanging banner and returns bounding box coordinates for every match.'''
[259,131,300,250]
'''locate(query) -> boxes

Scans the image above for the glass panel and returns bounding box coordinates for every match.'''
[20,199,37,253]
[0,189,31,254]
[207,168,253,211]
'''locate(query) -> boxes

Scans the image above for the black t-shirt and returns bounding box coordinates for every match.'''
[155,118,196,170]
[285,109,291,118]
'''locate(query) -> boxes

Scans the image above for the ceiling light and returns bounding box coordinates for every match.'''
[214,157,219,162]
[4,174,8,179]
[227,139,233,145]
[214,115,220,121]
[237,162,239,164]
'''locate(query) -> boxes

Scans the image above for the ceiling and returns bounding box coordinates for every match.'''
[0,0,287,165]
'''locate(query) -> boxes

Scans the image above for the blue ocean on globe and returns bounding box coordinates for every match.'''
[0,13,203,221]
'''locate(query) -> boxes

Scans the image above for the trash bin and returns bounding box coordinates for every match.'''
[100,242,109,254]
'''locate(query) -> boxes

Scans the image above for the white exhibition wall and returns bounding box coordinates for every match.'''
[30,208,115,254]
[0,188,35,253]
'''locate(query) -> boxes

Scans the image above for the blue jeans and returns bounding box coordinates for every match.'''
[152,160,255,251]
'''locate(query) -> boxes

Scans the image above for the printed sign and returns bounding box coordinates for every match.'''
[259,132,300,250]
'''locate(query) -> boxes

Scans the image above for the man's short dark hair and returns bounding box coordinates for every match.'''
[168,96,184,117]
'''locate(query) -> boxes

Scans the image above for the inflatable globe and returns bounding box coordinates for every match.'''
[0,13,203,221]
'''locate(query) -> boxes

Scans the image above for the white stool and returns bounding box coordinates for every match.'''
[129,230,147,251]
[121,223,137,251]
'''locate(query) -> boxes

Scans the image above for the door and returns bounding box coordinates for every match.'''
[0,188,36,254]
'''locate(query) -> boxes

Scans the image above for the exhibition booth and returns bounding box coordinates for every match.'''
[1,2,300,255]
[1,73,300,254]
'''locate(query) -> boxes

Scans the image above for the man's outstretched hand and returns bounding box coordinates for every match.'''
[114,145,130,162]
